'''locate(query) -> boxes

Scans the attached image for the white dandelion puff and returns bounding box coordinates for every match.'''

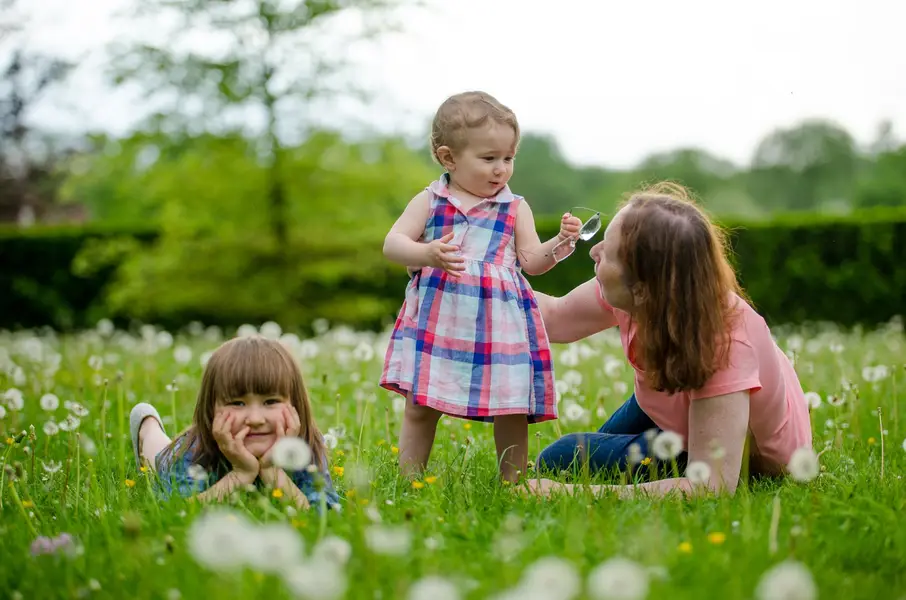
[754,560,817,600]
[685,461,711,486]
[283,557,346,600]
[322,433,338,450]
[40,393,60,412]
[4,388,24,411]
[787,447,819,483]
[627,443,643,466]
[260,321,283,340]
[364,525,411,556]
[0,405,5,419]
[604,357,622,378]
[520,556,581,600]
[88,355,104,371]
[651,431,683,460]
[187,508,256,571]
[96,318,115,336]
[69,402,89,418]
[271,437,312,471]
[187,464,208,482]
[803,392,821,410]
[408,576,460,600]
[42,460,63,474]
[564,403,587,424]
[587,557,650,600]
[237,324,258,338]
[562,369,583,388]
[311,535,352,566]
[245,522,304,574]
[59,415,80,432]
[43,420,59,436]
[352,341,374,362]
[156,331,174,349]
[173,345,193,365]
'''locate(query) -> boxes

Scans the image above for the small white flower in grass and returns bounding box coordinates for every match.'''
[555,380,571,397]
[365,525,411,556]
[587,556,650,600]
[651,431,683,460]
[187,508,256,571]
[43,420,59,436]
[59,415,80,432]
[322,433,338,450]
[40,393,59,412]
[237,324,258,338]
[408,576,460,600]
[156,331,174,349]
[79,435,97,456]
[4,388,24,411]
[42,460,63,474]
[613,381,629,396]
[392,396,406,414]
[0,405,5,419]
[311,535,352,566]
[187,464,208,482]
[260,321,282,340]
[685,461,711,486]
[803,392,821,410]
[70,402,89,418]
[564,402,587,424]
[562,369,583,388]
[827,394,844,407]
[604,357,622,378]
[299,340,320,360]
[754,560,817,600]
[173,345,192,365]
[352,341,374,362]
[245,522,304,574]
[88,355,103,371]
[901,437,906,453]
[96,318,114,337]
[521,556,581,600]
[166,589,181,600]
[627,443,643,466]
[283,557,346,600]
[88,579,101,591]
[199,351,213,368]
[787,447,819,482]
[272,437,312,471]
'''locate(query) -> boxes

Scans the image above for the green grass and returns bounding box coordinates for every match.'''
[1,319,905,599]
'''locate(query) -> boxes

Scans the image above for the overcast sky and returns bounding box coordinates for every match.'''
[10,0,906,168]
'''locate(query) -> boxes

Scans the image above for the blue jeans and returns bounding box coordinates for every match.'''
[537,394,687,476]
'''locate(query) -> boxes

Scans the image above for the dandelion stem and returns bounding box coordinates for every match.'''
[100,382,108,448]
[0,442,13,510]
[117,377,126,489]
[878,406,885,481]
[61,432,75,509]
[768,495,781,555]
[75,433,82,516]
[9,482,38,537]
[170,383,178,434]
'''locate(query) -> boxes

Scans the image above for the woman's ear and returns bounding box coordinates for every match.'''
[631,282,648,307]
[435,145,456,171]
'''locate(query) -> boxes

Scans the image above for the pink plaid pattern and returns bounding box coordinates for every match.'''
[381,175,557,423]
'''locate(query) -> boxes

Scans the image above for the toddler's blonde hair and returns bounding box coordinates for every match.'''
[430,91,520,164]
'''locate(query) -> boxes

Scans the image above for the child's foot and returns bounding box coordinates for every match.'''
[129,403,164,470]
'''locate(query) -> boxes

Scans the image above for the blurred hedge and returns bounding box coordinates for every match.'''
[1,208,905,332]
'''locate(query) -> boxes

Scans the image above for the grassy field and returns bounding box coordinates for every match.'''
[0,318,904,600]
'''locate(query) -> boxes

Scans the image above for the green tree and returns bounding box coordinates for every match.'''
[107,0,406,246]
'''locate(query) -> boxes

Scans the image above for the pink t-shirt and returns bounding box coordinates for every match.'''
[595,285,812,469]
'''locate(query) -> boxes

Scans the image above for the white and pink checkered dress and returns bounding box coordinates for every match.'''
[381,175,557,423]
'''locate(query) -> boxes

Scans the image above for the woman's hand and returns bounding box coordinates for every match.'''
[212,410,259,485]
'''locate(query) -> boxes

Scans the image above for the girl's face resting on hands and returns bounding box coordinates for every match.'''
[216,393,291,457]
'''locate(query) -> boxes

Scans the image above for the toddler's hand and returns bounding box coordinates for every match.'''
[558,213,582,243]
[424,232,466,278]
[212,410,259,483]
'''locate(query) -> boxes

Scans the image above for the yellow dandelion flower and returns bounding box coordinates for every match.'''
[707,532,726,545]
[424,476,437,484]
[140,466,148,473]
[291,518,305,528]
[358,499,369,506]
[641,457,652,466]
[346,489,356,499]
[412,481,425,490]
[272,488,284,499]
[333,466,344,477]
[868,437,876,445]
[22,500,34,509]
[678,541,693,553]
[377,439,386,446]
[463,423,472,430]
[5,437,13,445]
[391,446,399,455]
[335,450,345,457]
[502,480,512,486]
[125,479,136,488]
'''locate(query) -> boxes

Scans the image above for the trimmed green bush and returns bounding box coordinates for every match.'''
[1,208,905,331]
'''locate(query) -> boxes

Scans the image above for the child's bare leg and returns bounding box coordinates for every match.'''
[398,395,442,477]
[139,418,171,470]
[494,414,528,483]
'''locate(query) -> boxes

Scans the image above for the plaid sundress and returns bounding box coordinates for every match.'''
[381,174,557,423]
